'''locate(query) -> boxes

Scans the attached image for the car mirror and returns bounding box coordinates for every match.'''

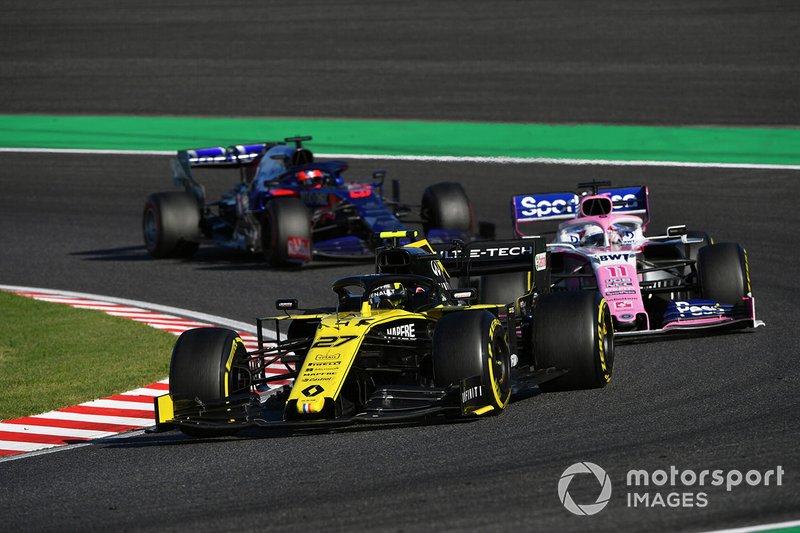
[275,299,298,311]
[667,225,687,237]
[447,288,477,302]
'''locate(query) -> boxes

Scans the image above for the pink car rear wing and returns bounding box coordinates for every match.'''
[512,185,650,238]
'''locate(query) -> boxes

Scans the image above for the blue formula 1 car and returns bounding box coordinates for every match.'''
[142,136,475,266]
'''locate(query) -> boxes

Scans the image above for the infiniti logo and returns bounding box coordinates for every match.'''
[558,462,612,516]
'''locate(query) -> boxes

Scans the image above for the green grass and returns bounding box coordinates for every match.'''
[0,291,176,420]
[2,114,800,165]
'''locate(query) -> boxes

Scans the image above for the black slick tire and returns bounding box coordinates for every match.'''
[432,310,511,416]
[261,197,312,267]
[696,243,750,304]
[420,182,473,234]
[169,327,250,437]
[532,291,613,392]
[142,192,201,258]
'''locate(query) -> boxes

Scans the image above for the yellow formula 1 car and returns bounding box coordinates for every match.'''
[153,232,614,436]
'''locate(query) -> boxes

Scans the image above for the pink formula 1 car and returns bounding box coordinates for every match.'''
[484,182,764,340]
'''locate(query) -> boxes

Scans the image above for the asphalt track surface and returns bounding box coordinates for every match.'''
[1,2,799,532]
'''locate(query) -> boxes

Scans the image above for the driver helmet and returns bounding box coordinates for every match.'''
[581,225,605,247]
[369,282,406,310]
[296,169,324,188]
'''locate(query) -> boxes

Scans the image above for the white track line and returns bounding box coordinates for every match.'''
[1,146,799,170]
[0,147,172,156]
[698,519,800,533]
[324,153,800,170]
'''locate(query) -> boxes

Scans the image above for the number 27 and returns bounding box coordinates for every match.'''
[311,335,358,348]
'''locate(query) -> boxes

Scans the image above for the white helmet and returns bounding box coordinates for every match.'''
[581,225,605,247]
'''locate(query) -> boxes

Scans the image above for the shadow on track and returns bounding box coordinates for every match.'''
[71,245,369,272]
[93,388,543,452]
[95,415,479,450]
[71,245,153,262]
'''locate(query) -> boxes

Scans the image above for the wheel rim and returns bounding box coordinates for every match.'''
[487,321,512,408]
[143,208,158,246]
[225,339,253,397]
[598,303,614,382]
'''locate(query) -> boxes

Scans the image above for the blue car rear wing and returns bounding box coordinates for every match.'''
[512,185,649,238]
[170,143,281,204]
[182,143,277,168]
[170,136,318,205]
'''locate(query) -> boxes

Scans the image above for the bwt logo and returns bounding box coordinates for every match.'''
[558,462,612,516]
[518,196,578,218]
